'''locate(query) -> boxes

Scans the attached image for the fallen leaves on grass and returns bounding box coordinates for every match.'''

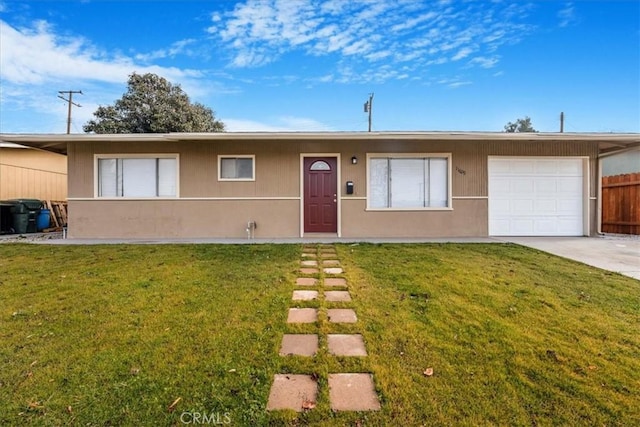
[423,368,434,377]
[27,401,44,410]
[168,397,181,413]
[301,399,316,410]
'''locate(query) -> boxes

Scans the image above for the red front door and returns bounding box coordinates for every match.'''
[304,157,338,233]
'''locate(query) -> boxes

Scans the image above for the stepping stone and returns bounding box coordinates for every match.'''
[279,334,318,356]
[327,334,367,356]
[287,308,318,323]
[296,277,318,287]
[325,290,352,302]
[322,260,341,266]
[300,268,319,274]
[328,373,381,411]
[266,374,318,411]
[292,290,318,301]
[301,260,318,267]
[324,267,343,275]
[301,253,316,258]
[327,308,357,323]
[325,278,347,287]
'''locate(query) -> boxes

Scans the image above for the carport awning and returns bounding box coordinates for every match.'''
[1,131,639,156]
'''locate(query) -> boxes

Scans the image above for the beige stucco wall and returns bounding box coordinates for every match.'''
[66,138,599,239]
[0,146,67,200]
[68,199,299,238]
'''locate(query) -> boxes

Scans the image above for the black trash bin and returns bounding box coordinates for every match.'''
[0,201,15,234]
[8,199,43,233]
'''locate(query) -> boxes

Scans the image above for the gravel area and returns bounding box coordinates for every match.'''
[0,232,63,243]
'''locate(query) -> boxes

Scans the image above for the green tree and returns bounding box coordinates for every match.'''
[84,73,225,133]
[503,116,537,133]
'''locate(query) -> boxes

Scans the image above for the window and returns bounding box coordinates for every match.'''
[310,160,331,171]
[218,156,255,181]
[368,155,450,209]
[97,155,177,197]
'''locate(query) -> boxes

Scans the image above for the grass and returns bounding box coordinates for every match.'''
[0,243,638,426]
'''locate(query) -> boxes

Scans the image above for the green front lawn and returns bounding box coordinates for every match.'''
[0,243,638,426]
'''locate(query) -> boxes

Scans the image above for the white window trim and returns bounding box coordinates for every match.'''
[94,153,180,199]
[217,155,256,182]
[366,153,453,211]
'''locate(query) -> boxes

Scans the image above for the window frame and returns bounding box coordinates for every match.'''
[94,153,180,198]
[217,155,256,182]
[366,153,452,211]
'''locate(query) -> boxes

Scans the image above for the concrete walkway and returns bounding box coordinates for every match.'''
[502,236,640,281]
[266,244,381,412]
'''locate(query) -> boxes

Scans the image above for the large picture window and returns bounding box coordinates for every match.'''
[97,155,177,197]
[368,155,450,209]
[218,156,255,181]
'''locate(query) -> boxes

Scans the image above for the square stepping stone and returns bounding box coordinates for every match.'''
[325,277,347,287]
[327,308,357,323]
[325,290,352,302]
[328,373,381,411]
[300,268,319,274]
[292,290,318,301]
[279,334,318,356]
[301,260,318,267]
[301,253,317,258]
[287,308,318,323]
[296,277,318,287]
[327,334,367,356]
[324,267,343,275]
[322,260,341,266]
[267,374,318,411]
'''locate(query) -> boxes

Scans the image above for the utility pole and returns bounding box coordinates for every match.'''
[58,90,83,134]
[363,93,374,132]
[559,111,564,133]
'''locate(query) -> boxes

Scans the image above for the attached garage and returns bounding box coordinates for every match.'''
[488,157,587,236]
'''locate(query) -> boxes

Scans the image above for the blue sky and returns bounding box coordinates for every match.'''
[0,0,638,134]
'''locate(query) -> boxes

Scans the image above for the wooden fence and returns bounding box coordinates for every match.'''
[602,173,640,235]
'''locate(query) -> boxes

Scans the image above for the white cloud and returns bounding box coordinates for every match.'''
[135,39,198,62]
[223,116,333,131]
[0,19,228,132]
[209,0,537,81]
[452,47,474,61]
[468,56,499,68]
[558,2,577,28]
[0,20,201,85]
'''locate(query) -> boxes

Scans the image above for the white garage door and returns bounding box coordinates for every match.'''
[488,158,585,236]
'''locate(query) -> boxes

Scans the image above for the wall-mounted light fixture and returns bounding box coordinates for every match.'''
[351,156,358,165]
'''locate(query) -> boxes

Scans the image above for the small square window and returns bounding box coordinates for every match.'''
[219,156,255,180]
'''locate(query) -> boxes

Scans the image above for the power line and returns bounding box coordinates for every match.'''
[58,90,83,134]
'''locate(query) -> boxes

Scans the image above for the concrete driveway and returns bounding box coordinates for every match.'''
[503,236,640,281]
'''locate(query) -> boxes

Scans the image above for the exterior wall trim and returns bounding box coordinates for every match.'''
[68,196,300,201]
